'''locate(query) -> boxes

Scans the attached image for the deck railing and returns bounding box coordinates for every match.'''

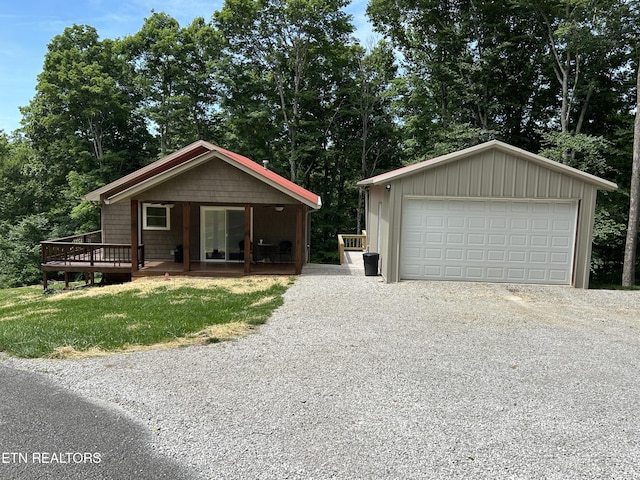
[337,231,367,265]
[41,231,145,268]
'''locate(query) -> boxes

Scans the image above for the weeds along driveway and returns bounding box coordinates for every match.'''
[5,264,640,480]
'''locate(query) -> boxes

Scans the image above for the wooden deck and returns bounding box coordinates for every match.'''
[41,231,297,289]
[134,261,297,278]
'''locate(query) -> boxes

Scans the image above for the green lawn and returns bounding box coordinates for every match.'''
[0,276,293,359]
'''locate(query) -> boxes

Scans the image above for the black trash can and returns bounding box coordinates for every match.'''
[174,244,183,263]
[363,252,379,276]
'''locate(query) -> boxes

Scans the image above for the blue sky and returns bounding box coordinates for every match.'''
[0,0,374,134]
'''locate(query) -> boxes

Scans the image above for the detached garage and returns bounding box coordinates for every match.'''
[358,140,617,288]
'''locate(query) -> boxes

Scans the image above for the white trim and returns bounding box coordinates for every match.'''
[200,206,249,262]
[358,140,618,191]
[142,203,172,231]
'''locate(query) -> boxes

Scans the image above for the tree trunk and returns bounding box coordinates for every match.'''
[622,62,640,286]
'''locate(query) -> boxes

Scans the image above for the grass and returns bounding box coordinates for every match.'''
[0,276,294,359]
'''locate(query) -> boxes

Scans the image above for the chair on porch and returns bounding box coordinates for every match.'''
[276,240,292,263]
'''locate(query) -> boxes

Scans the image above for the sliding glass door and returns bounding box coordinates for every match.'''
[201,207,247,262]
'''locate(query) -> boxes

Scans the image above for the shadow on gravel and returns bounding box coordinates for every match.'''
[0,366,199,480]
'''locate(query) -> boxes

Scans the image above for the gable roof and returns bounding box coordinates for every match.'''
[84,140,322,209]
[357,140,618,191]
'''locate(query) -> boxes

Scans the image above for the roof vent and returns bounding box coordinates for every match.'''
[263,160,269,170]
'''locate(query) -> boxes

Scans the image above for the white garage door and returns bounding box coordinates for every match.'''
[400,198,578,284]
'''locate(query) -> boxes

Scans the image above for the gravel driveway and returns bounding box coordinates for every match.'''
[5,259,640,479]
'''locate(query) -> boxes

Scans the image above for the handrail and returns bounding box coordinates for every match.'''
[337,233,367,265]
[41,239,144,268]
[45,230,102,244]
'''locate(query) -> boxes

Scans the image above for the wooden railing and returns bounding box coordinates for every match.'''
[41,231,145,269]
[337,231,367,265]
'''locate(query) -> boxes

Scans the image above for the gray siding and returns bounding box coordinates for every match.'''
[374,149,600,288]
[139,158,293,205]
[102,202,130,244]
[141,204,184,261]
[102,201,302,263]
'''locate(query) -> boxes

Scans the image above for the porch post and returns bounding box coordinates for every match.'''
[295,205,303,274]
[183,202,191,272]
[131,199,139,272]
[244,204,251,274]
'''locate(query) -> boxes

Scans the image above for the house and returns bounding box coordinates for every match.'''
[357,140,617,288]
[41,141,321,288]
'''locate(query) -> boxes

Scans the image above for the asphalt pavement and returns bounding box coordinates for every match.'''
[0,365,198,480]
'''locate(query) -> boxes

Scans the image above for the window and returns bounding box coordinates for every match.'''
[143,203,172,230]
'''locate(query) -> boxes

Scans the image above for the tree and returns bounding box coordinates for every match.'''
[622,62,640,286]
[122,13,224,154]
[215,0,355,182]
[352,41,401,232]
[22,25,150,179]
[367,0,547,155]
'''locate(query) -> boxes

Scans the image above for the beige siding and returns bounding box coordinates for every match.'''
[378,149,600,287]
[398,150,590,199]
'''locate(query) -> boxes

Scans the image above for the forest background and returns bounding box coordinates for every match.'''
[0,0,638,288]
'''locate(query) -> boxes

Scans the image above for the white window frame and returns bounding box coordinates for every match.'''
[142,203,172,231]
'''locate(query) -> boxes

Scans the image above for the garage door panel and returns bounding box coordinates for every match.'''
[488,234,507,246]
[549,270,569,281]
[446,249,464,260]
[465,267,484,278]
[426,232,443,243]
[466,250,484,261]
[552,236,571,248]
[401,198,577,285]
[531,236,549,247]
[488,250,505,261]
[550,252,569,263]
[507,268,526,280]
[508,251,527,262]
[445,266,464,277]
[468,234,486,245]
[511,218,528,230]
[486,268,506,280]
[446,233,465,244]
[448,217,465,228]
[404,231,423,243]
[532,218,550,230]
[529,252,548,263]
[509,235,527,246]
[425,249,443,260]
[426,217,444,227]
[469,218,486,229]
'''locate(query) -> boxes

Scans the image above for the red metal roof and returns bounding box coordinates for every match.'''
[85,140,321,208]
[212,144,321,208]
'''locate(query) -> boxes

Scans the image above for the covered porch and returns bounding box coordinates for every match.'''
[40,198,305,290]
[129,199,307,275]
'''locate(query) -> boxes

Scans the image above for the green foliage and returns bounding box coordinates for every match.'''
[122,13,224,155]
[0,215,52,288]
[0,279,290,358]
[539,131,612,175]
[1,1,638,285]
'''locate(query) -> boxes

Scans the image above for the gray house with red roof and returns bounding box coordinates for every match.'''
[41,141,322,287]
